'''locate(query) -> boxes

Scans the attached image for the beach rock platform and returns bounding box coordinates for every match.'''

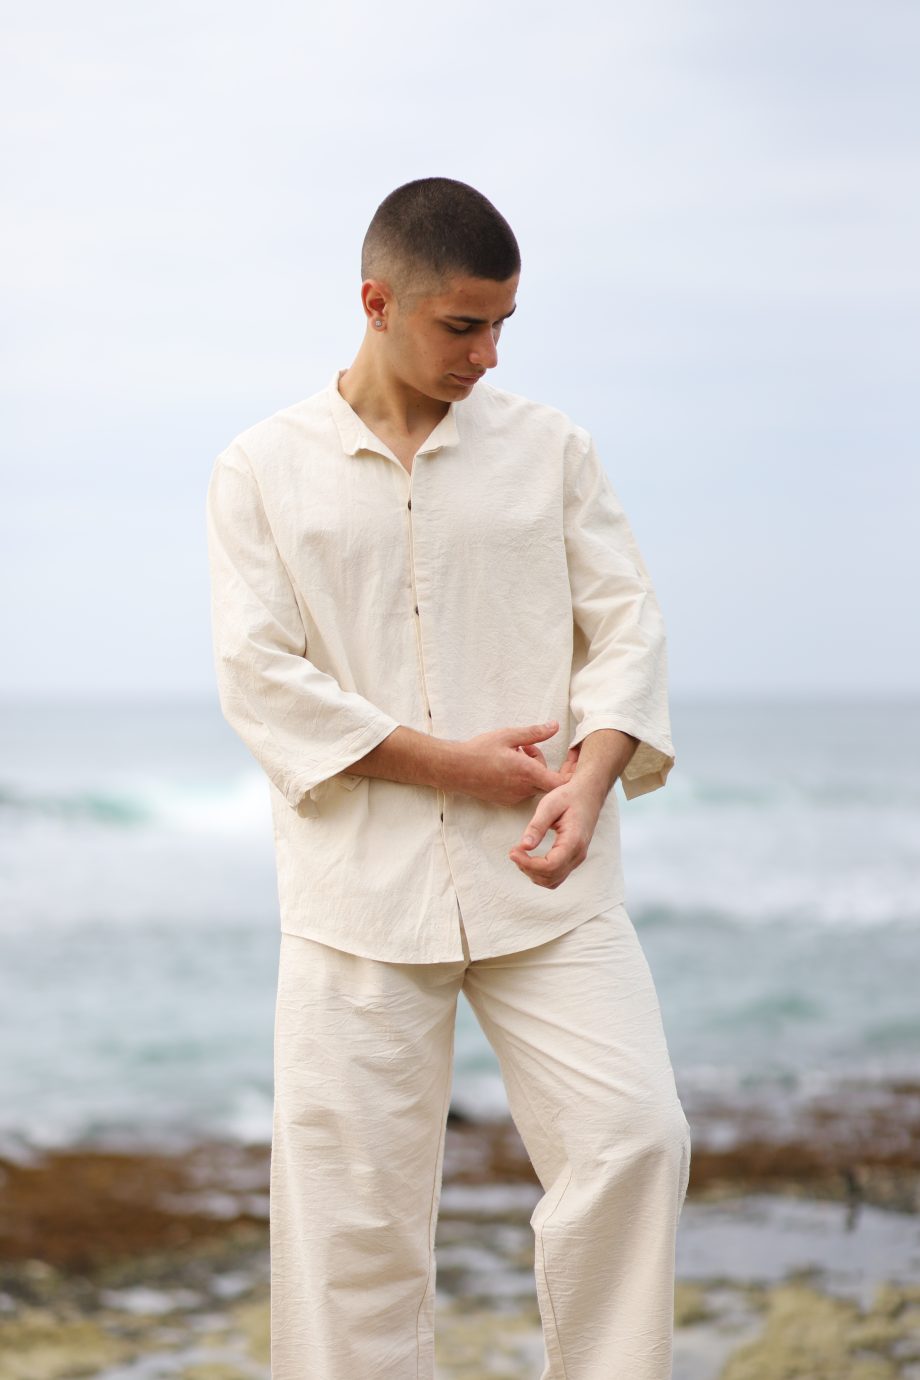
[1,1099,919,1380]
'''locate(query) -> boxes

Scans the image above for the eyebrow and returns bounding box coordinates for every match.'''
[443,303,517,325]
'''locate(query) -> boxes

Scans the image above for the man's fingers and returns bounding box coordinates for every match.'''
[559,748,578,776]
[510,831,584,888]
[513,844,561,873]
[512,742,564,793]
[507,719,559,747]
[516,795,561,850]
[509,836,570,887]
[533,766,567,793]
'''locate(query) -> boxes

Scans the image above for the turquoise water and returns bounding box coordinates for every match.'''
[1,696,918,1155]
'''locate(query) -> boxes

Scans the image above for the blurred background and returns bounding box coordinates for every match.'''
[2,2,919,1377]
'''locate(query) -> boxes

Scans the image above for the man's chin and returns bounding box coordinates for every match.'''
[422,378,470,401]
[407,372,478,403]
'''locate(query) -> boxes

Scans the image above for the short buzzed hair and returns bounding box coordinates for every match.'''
[362,177,520,306]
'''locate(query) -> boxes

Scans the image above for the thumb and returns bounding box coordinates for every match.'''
[516,794,560,851]
[509,719,559,747]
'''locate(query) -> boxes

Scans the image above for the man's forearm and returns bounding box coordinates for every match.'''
[343,719,567,803]
[346,725,464,792]
[572,729,640,806]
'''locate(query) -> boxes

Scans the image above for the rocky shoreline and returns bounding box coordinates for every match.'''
[2,1097,920,1379]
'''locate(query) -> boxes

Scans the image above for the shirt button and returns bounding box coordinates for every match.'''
[414,605,419,615]
[407,499,411,510]
[440,812,444,822]
[427,709,432,719]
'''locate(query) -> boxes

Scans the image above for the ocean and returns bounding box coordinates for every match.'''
[1,696,918,1158]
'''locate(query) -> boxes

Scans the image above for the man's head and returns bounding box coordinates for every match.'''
[360,177,520,401]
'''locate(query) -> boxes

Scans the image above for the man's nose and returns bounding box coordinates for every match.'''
[469,329,499,371]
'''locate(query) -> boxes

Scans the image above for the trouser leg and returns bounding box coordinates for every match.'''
[269,931,464,1380]
[461,902,692,1380]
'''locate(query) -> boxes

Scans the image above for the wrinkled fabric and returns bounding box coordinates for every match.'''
[270,901,692,1379]
[205,371,675,961]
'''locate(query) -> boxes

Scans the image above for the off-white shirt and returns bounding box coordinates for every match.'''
[205,370,675,962]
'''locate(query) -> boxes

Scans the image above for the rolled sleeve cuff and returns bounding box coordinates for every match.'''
[284,718,400,818]
[569,715,675,800]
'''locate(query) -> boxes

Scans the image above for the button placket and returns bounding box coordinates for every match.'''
[405,453,461,944]
[405,473,435,736]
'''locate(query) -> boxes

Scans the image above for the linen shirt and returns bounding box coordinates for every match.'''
[205,369,675,963]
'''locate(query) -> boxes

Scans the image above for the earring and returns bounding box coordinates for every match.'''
[374,318,384,329]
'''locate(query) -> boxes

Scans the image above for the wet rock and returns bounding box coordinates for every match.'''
[719,1281,919,1380]
[0,1307,135,1380]
[674,1280,713,1326]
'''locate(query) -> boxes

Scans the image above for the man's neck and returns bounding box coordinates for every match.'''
[338,348,450,444]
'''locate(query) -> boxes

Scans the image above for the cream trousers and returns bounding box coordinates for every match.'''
[270,902,692,1379]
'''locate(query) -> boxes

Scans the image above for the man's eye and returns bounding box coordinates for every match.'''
[445,324,471,334]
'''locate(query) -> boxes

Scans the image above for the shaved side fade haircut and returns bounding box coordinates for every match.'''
[362,177,520,308]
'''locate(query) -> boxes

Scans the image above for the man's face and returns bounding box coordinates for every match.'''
[384,271,520,403]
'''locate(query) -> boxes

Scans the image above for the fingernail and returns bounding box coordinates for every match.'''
[522,834,535,847]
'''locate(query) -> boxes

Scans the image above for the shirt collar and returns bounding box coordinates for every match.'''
[327,369,461,459]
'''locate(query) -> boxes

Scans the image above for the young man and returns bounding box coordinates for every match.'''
[206,177,691,1380]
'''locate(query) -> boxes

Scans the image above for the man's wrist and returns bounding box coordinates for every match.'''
[571,728,640,803]
[428,735,468,793]
[569,767,609,811]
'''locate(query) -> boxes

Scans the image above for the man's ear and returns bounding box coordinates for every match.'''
[360,278,392,327]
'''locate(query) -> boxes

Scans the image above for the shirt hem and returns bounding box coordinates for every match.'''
[277,884,626,964]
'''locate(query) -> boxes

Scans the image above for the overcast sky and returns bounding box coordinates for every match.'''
[3,0,918,701]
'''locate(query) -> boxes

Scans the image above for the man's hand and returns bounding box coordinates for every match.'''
[347,719,577,800]
[452,720,568,805]
[508,729,638,889]
[516,739,580,779]
[507,778,605,889]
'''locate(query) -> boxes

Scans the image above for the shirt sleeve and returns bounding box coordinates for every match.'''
[563,428,675,799]
[205,442,401,816]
